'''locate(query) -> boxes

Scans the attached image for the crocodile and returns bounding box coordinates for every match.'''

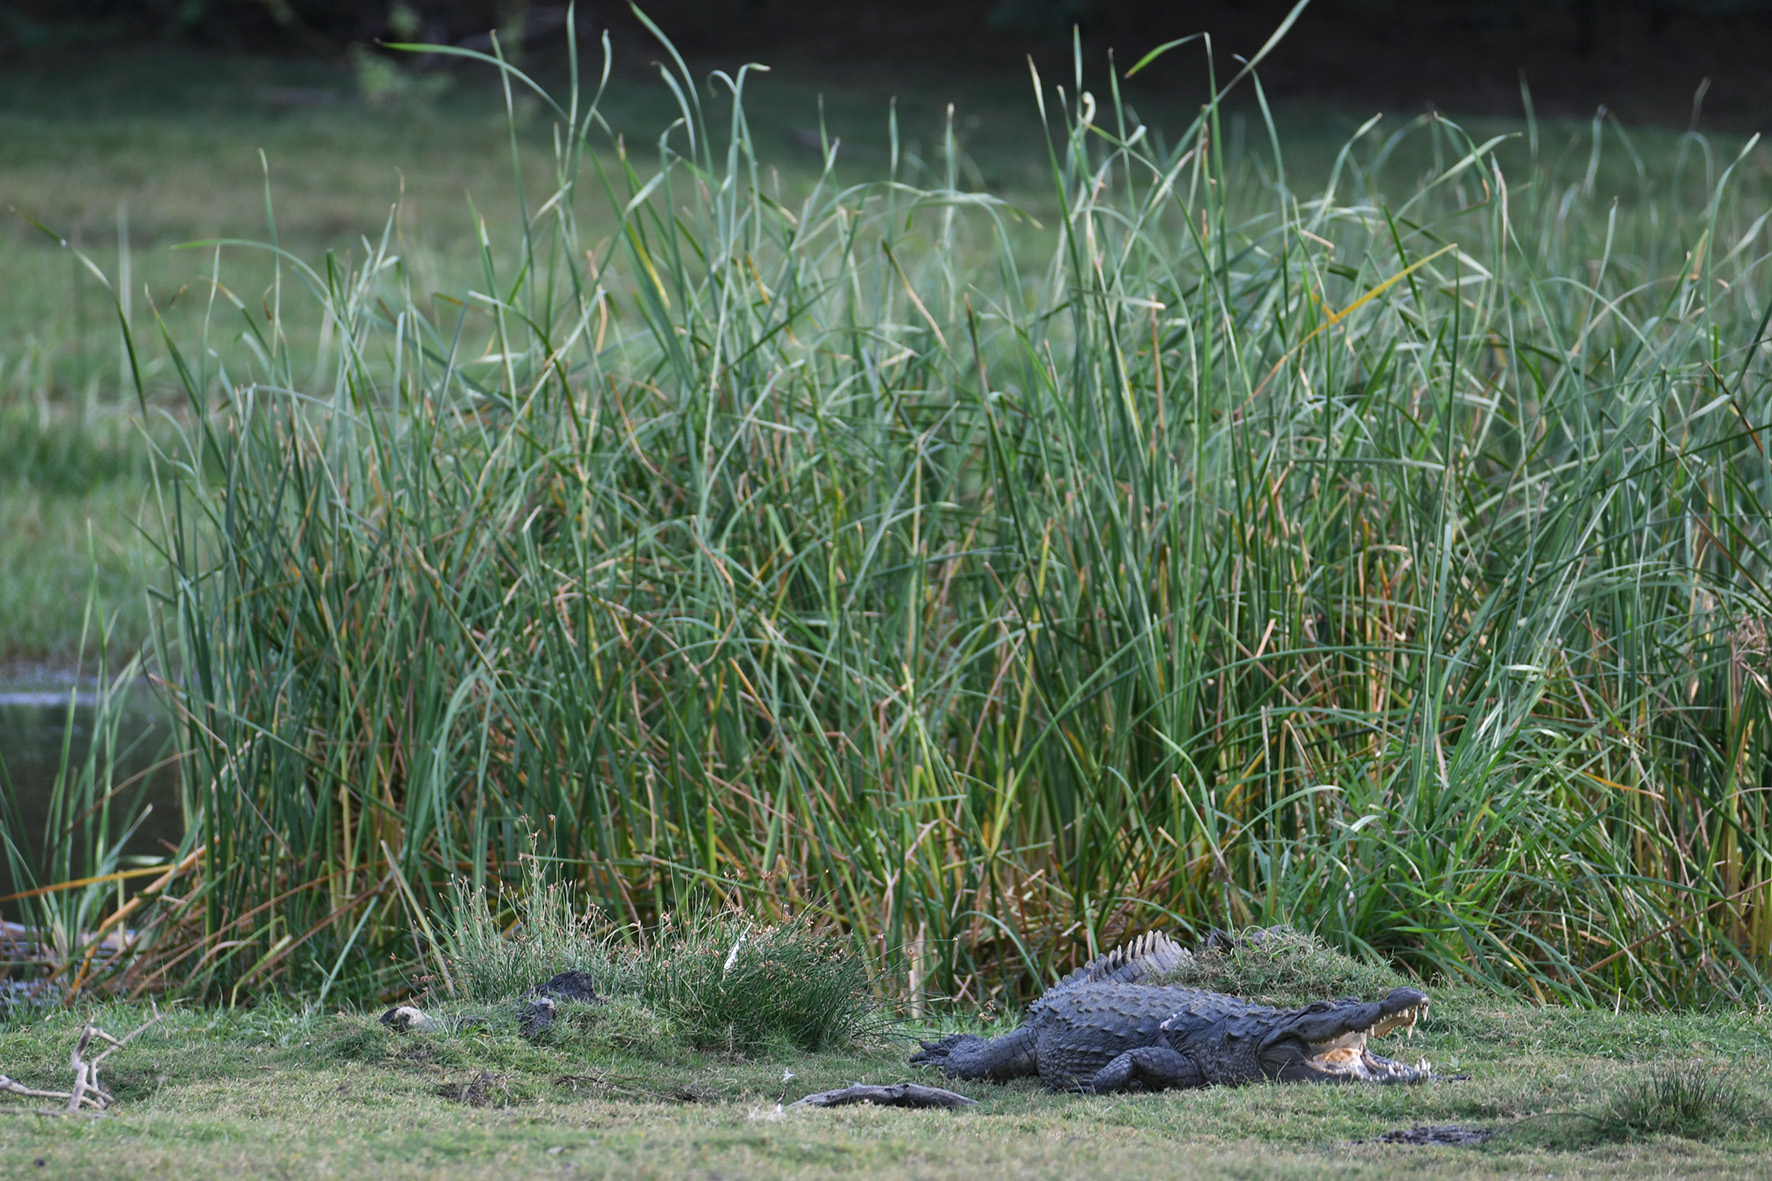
[910,931,1431,1092]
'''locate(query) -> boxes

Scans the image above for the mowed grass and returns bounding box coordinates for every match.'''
[8,926,1767,1177]
[0,994,1768,1180]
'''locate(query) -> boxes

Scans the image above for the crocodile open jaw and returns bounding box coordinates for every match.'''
[1301,995,1430,1082]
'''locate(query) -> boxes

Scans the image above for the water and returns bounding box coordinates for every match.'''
[0,666,184,920]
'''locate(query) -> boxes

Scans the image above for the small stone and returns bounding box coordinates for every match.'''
[379,1005,434,1033]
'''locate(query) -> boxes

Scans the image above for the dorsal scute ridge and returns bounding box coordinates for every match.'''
[1047,931,1189,994]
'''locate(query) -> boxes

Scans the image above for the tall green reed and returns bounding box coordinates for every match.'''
[80,11,1772,1008]
[0,613,175,1000]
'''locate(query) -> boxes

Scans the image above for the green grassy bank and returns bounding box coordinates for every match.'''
[0,991,1767,1179]
[2,927,1769,1178]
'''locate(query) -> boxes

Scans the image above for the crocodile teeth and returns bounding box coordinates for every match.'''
[1368,1000,1427,1040]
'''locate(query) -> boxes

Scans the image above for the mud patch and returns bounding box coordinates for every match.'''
[1373,1125,1496,1146]
[554,1072,720,1104]
[435,1071,505,1107]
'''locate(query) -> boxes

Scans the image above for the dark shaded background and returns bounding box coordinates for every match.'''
[4,1,1770,126]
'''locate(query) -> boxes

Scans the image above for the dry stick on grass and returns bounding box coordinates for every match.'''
[0,1007,166,1116]
[0,1075,82,1113]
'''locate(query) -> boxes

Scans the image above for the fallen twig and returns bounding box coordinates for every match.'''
[791,1082,976,1110]
[0,1077,78,1103]
[0,1007,165,1115]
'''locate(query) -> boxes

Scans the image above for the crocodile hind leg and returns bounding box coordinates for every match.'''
[909,1027,1038,1081]
[1083,1045,1204,1093]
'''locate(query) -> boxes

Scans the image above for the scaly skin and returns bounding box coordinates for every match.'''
[911,933,1432,1092]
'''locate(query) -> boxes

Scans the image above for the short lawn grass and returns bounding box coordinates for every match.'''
[0,994,1768,1179]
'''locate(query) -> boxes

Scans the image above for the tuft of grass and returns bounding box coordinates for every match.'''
[437,862,878,1054]
[1587,1065,1768,1143]
[631,912,880,1054]
[547,994,683,1061]
[434,859,605,1003]
[1153,926,1409,1006]
[314,1017,393,1064]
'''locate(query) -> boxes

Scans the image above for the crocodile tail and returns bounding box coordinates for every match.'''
[1047,930,1190,992]
[909,1027,1039,1081]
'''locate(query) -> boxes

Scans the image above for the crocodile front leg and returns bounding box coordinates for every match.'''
[909,1027,1038,1081]
[1084,1045,1205,1093]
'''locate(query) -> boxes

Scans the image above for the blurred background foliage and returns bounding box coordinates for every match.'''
[4,1,1772,56]
[7,1,1772,129]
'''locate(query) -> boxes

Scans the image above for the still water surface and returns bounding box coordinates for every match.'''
[0,667,183,918]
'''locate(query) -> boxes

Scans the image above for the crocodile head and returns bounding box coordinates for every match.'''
[1256,986,1431,1083]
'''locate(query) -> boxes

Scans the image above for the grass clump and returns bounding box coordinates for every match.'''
[545,994,681,1060]
[634,912,878,1054]
[435,863,606,1003]
[1153,925,1409,1006]
[438,865,877,1054]
[1587,1065,1768,1143]
[314,1017,395,1064]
